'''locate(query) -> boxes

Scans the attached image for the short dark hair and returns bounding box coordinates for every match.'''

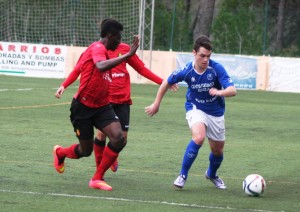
[193,35,212,52]
[100,18,123,38]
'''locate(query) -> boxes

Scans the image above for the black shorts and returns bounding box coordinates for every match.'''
[70,99,120,140]
[111,103,130,131]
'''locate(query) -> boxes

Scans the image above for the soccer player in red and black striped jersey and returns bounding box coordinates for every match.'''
[53,18,139,191]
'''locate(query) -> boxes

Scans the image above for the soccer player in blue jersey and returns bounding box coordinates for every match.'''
[145,35,237,189]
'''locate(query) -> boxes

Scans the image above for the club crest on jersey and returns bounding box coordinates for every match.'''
[191,77,195,82]
[76,129,80,136]
[207,73,213,80]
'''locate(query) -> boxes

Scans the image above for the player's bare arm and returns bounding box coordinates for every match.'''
[209,86,237,97]
[145,80,170,116]
[96,35,140,72]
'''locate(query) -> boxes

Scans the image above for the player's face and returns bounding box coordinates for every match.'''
[107,32,121,50]
[193,47,212,72]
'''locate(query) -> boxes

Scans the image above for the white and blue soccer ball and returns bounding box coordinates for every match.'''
[243,174,266,197]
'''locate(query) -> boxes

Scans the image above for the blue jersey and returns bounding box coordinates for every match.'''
[167,59,234,116]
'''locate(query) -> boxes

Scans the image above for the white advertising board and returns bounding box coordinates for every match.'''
[268,57,300,93]
[0,42,67,78]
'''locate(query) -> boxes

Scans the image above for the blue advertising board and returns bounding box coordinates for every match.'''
[176,53,257,90]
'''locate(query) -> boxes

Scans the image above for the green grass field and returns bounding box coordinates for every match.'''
[0,75,299,212]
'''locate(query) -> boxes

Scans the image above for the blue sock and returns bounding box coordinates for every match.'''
[207,153,223,178]
[180,140,201,180]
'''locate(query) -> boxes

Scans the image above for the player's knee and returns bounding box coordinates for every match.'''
[193,134,205,145]
[78,148,93,157]
[82,150,93,157]
[109,130,123,143]
[211,148,223,156]
[108,136,126,153]
[210,141,224,156]
[114,136,126,151]
[75,145,93,157]
[75,148,93,158]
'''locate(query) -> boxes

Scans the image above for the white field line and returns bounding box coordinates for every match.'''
[0,102,70,110]
[0,88,33,91]
[0,189,284,212]
[0,84,65,93]
[0,87,71,109]
[0,87,75,92]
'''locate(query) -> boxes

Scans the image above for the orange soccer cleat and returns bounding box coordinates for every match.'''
[53,145,65,174]
[89,179,112,191]
[110,159,119,172]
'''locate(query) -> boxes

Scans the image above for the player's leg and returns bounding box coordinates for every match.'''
[111,104,130,171]
[94,129,107,167]
[94,129,123,172]
[174,109,206,188]
[55,137,94,160]
[97,121,124,176]
[205,139,226,189]
[53,130,94,174]
[53,99,95,174]
[93,104,129,170]
[207,139,224,178]
[205,115,226,189]
[90,105,124,190]
[90,121,124,191]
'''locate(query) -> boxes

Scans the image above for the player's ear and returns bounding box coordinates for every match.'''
[192,50,197,56]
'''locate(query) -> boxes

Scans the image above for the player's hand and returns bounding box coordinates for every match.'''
[55,85,65,98]
[145,103,159,117]
[209,87,221,96]
[168,83,179,92]
[128,34,140,57]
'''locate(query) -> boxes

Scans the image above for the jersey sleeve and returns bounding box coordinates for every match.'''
[167,63,191,84]
[127,54,163,85]
[138,66,163,85]
[61,59,82,88]
[91,43,108,64]
[214,63,234,89]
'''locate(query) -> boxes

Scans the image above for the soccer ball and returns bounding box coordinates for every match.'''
[243,174,266,197]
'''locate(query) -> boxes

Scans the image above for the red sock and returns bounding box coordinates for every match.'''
[57,144,79,159]
[92,146,118,180]
[94,142,105,167]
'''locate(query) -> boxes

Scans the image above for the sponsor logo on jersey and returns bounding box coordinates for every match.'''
[172,68,182,75]
[112,72,125,78]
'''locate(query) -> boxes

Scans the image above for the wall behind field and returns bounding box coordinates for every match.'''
[1,42,300,93]
[64,46,300,93]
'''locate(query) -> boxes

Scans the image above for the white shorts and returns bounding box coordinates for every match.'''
[186,108,225,141]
